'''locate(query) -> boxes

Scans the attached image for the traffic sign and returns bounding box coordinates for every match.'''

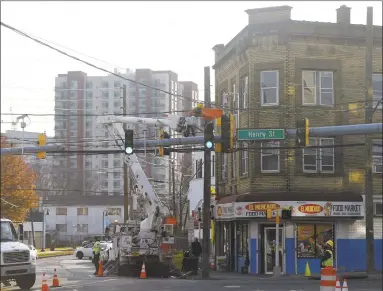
[237,129,286,141]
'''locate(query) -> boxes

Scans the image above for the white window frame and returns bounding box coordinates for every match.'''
[260,70,279,106]
[261,141,280,173]
[372,74,382,110]
[242,76,249,109]
[240,142,249,176]
[374,202,382,216]
[302,138,335,173]
[302,71,334,106]
[372,139,382,174]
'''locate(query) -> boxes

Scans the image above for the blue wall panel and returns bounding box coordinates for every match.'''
[285,238,295,274]
[336,239,382,272]
[297,258,321,274]
[250,239,257,274]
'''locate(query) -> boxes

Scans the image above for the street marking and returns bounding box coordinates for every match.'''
[224,286,241,288]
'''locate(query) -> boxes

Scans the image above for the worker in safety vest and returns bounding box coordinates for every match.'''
[320,240,334,268]
[92,237,101,275]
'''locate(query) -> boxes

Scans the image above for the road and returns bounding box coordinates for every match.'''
[2,256,382,291]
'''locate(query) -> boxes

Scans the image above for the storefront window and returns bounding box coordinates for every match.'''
[237,222,249,257]
[296,223,334,258]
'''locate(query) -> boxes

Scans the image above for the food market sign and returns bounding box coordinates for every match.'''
[214,201,364,220]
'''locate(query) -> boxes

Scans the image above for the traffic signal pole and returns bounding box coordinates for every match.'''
[202,66,212,279]
[1,123,382,156]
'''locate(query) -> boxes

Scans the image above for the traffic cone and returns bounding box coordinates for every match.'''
[51,268,60,287]
[342,278,348,290]
[304,261,311,277]
[41,272,49,291]
[335,277,342,291]
[97,260,103,277]
[140,262,147,279]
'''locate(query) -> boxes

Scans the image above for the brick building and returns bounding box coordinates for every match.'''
[211,5,382,275]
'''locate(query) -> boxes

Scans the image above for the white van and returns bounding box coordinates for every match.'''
[1,218,36,289]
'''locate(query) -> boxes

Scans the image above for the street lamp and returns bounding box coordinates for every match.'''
[102,210,108,234]
[41,208,49,252]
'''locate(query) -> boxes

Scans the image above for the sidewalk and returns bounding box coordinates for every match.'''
[189,270,382,281]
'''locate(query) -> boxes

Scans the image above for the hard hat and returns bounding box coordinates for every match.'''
[326,240,334,248]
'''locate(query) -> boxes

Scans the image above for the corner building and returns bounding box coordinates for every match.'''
[212,5,382,275]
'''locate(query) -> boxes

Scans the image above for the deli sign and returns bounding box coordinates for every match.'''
[298,204,323,215]
[245,203,280,217]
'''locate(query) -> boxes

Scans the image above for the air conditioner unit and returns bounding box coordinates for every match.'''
[373,202,382,216]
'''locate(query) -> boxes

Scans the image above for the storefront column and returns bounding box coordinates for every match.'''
[249,221,258,274]
[234,221,238,272]
[285,222,295,275]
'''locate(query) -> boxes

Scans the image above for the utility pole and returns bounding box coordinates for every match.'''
[202,66,212,278]
[172,161,176,218]
[122,84,130,222]
[364,6,375,274]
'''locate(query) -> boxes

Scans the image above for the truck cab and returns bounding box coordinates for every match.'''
[1,218,36,289]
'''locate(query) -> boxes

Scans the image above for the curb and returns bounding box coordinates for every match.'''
[38,252,74,259]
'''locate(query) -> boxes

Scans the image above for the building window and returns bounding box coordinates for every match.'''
[113,181,120,188]
[113,160,120,167]
[303,138,335,173]
[261,141,280,172]
[77,207,88,216]
[240,142,248,176]
[107,208,121,216]
[102,81,109,88]
[114,81,121,88]
[240,75,249,109]
[372,139,382,174]
[302,71,334,106]
[296,224,334,258]
[102,91,109,99]
[102,160,108,168]
[374,202,382,216]
[113,172,120,179]
[372,74,382,109]
[86,81,92,89]
[114,90,120,98]
[86,91,93,98]
[55,224,67,232]
[76,224,88,233]
[196,158,203,179]
[56,208,67,215]
[261,70,279,106]
[85,161,92,168]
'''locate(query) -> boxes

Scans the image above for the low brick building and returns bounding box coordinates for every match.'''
[211,5,382,275]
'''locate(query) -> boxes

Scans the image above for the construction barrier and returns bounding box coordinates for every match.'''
[41,272,49,291]
[97,260,103,277]
[320,267,337,291]
[140,262,147,279]
[51,268,60,287]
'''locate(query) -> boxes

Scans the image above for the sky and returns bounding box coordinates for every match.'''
[1,1,382,137]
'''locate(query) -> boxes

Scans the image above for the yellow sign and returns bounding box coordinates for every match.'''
[245,203,279,211]
[210,186,216,196]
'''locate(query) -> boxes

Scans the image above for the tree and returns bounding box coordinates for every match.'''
[1,136,38,221]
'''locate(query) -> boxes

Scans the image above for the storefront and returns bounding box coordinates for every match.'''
[213,191,371,275]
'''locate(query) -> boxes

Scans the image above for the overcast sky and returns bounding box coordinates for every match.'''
[1,1,382,137]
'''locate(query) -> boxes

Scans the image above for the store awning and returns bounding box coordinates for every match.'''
[217,190,363,204]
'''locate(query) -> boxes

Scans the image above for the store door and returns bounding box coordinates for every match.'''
[264,227,284,274]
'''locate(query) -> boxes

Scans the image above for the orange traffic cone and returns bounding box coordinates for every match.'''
[140,262,147,279]
[342,278,348,290]
[51,268,60,287]
[41,272,49,291]
[97,260,103,277]
[335,277,342,291]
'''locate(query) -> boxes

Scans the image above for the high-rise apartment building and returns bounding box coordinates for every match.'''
[54,69,198,206]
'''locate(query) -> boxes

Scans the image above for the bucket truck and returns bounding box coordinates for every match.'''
[98,114,199,277]
[98,108,223,276]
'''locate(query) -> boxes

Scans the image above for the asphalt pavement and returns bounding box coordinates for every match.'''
[2,255,382,291]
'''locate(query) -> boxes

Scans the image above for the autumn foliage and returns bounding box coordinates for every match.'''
[1,136,38,221]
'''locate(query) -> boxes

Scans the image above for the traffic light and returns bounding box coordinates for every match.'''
[158,128,170,156]
[281,209,292,220]
[296,118,309,147]
[37,133,47,159]
[124,129,134,155]
[204,122,215,150]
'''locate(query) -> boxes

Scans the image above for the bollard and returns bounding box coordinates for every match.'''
[320,267,337,291]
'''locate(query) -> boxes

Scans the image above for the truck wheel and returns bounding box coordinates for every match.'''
[76,251,84,259]
[16,273,36,290]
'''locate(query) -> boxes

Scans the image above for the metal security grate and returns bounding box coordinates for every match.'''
[3,251,30,264]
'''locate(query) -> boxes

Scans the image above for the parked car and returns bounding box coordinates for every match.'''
[28,245,38,259]
[75,241,111,260]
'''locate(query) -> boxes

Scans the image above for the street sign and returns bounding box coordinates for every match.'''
[237,129,286,141]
